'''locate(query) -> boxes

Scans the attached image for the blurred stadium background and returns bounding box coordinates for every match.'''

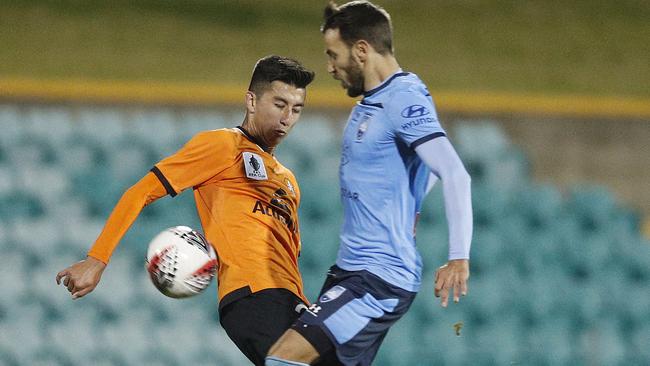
[1,1,649,365]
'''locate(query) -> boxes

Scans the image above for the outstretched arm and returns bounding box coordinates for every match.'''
[414,136,473,307]
[56,172,167,299]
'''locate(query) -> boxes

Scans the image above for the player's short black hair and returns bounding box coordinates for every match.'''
[248,55,315,96]
[321,1,393,55]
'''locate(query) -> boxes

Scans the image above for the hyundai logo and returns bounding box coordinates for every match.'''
[401,104,430,118]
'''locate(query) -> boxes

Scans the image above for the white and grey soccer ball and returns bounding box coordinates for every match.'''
[145,226,218,299]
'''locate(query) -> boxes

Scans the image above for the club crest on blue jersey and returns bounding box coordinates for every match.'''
[356,121,368,141]
[356,114,372,141]
[319,285,347,303]
[401,104,430,118]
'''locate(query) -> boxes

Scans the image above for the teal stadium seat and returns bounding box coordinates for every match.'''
[77,107,128,143]
[578,320,627,365]
[630,321,650,362]
[59,217,106,253]
[0,191,44,221]
[0,163,14,197]
[10,218,61,259]
[175,109,230,142]
[28,345,79,366]
[89,255,139,309]
[453,121,511,159]
[45,314,99,357]
[471,183,512,229]
[276,116,339,179]
[453,122,531,200]
[87,350,129,366]
[17,165,70,212]
[7,136,57,167]
[0,105,25,146]
[0,302,48,363]
[523,317,576,364]
[0,142,5,166]
[24,106,74,145]
[297,174,341,225]
[0,346,20,366]
[58,135,109,174]
[128,108,179,151]
[513,183,563,231]
[275,140,317,178]
[567,185,619,233]
[0,249,32,305]
[109,137,160,181]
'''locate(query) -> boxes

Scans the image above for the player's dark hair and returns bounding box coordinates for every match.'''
[248,55,315,96]
[321,1,393,55]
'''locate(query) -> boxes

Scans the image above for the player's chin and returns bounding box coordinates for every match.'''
[346,87,364,98]
[269,134,286,146]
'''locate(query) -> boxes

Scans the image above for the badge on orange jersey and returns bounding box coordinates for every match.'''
[243,152,268,180]
[285,178,295,195]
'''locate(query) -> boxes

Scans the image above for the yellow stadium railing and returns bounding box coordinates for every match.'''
[1,78,649,119]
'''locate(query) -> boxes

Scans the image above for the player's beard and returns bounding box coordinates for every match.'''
[343,56,365,98]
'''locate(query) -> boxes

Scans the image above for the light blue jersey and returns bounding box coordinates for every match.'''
[337,71,445,292]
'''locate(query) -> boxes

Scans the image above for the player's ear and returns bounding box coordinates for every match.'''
[353,40,370,63]
[245,91,256,114]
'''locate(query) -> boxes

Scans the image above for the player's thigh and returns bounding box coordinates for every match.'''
[220,288,304,365]
[294,271,415,365]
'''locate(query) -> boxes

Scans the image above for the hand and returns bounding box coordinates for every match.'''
[434,259,469,307]
[56,256,107,299]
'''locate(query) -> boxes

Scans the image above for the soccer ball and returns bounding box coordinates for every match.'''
[145,226,218,299]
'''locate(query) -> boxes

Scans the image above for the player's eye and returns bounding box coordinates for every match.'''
[292,108,302,114]
[275,103,286,109]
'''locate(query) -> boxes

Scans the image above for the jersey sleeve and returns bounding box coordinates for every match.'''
[386,89,447,149]
[88,172,168,263]
[152,130,236,196]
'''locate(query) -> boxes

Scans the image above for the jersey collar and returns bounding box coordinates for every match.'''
[236,126,272,154]
[363,69,409,98]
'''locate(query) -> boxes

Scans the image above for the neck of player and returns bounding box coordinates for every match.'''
[363,53,401,93]
[241,119,275,154]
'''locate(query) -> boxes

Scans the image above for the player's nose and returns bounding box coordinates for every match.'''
[279,109,291,125]
[327,62,335,75]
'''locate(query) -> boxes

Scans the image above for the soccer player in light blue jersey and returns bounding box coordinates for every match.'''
[267,2,473,365]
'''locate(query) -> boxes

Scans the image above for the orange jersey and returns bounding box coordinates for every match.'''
[88,127,306,306]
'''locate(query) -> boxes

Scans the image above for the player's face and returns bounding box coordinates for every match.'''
[249,81,306,148]
[324,28,365,97]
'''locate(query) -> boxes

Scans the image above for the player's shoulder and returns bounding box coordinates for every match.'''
[180,128,243,157]
[283,167,301,196]
[192,127,238,139]
[389,72,429,96]
[284,164,299,181]
[381,73,432,109]
[273,158,298,178]
[189,128,242,145]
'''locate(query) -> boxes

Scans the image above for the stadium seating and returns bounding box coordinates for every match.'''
[1,104,648,365]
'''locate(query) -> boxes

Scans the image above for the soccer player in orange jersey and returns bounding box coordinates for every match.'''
[56,55,315,366]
